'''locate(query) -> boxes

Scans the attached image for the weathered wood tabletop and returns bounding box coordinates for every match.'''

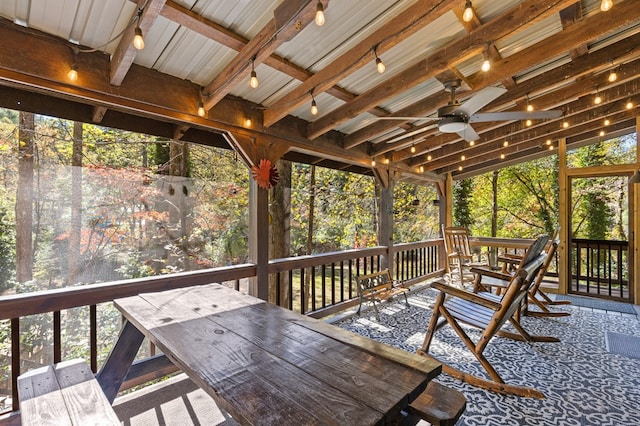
[100,283,441,425]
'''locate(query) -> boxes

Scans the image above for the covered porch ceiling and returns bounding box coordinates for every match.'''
[0,0,638,183]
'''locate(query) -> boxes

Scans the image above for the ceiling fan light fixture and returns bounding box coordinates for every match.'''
[462,0,474,22]
[439,115,468,133]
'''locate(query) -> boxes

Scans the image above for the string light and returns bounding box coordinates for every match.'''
[458,165,463,171]
[500,153,505,160]
[563,120,569,128]
[600,0,613,12]
[67,63,78,81]
[383,157,390,165]
[315,1,325,26]
[503,140,509,147]
[526,94,533,112]
[462,0,474,22]
[133,25,145,50]
[310,91,318,115]
[546,139,552,146]
[249,57,259,88]
[374,47,385,74]
[410,145,416,153]
[626,100,634,109]
[599,130,605,136]
[469,140,475,146]
[197,101,205,117]
[608,67,618,82]
[481,45,491,72]
[525,119,532,126]
[419,166,424,173]
[371,159,376,167]
[594,87,601,105]
[460,154,466,161]
[427,154,432,161]
[604,117,610,126]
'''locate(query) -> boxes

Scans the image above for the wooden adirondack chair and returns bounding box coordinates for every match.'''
[419,235,558,398]
[442,226,487,288]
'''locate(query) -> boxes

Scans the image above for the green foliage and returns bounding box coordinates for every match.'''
[0,206,15,290]
[393,182,440,241]
[453,178,473,228]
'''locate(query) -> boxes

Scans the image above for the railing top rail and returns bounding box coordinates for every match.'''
[0,264,256,320]
[571,238,629,245]
[268,246,387,273]
[392,239,442,252]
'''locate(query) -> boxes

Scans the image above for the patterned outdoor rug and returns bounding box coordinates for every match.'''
[336,285,640,426]
[554,294,637,315]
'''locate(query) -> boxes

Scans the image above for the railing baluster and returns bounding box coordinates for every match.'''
[90,305,97,373]
[11,318,19,412]
[54,310,61,364]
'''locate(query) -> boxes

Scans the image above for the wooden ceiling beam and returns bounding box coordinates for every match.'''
[263,0,458,128]
[322,0,577,144]
[428,87,640,173]
[110,0,166,86]
[391,6,640,163]
[448,111,637,177]
[202,0,324,111]
[400,56,640,164]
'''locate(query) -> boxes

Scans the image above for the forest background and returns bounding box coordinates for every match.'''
[0,107,635,404]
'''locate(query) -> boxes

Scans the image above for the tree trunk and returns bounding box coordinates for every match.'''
[269,160,292,306]
[67,121,83,284]
[304,165,316,312]
[490,170,499,266]
[16,112,34,283]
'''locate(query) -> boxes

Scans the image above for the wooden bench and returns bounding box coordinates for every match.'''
[407,381,467,426]
[356,269,409,321]
[18,358,120,426]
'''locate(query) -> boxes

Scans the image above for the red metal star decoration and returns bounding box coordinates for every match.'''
[250,159,279,189]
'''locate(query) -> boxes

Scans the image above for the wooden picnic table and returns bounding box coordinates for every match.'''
[96,283,441,425]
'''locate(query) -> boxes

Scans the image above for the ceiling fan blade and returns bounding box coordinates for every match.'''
[456,125,479,142]
[469,110,563,123]
[453,86,508,116]
[370,116,439,121]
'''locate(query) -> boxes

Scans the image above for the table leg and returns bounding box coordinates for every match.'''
[96,320,145,403]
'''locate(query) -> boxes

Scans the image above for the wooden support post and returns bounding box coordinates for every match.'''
[633,116,640,304]
[558,137,568,296]
[445,172,453,228]
[248,177,269,300]
[376,168,395,275]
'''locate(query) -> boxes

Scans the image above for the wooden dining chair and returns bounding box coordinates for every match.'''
[419,235,558,398]
[441,226,487,288]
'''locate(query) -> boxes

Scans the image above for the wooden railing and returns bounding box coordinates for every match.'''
[570,238,630,301]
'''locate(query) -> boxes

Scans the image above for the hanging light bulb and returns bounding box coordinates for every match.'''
[374,48,386,74]
[600,0,613,12]
[427,154,432,161]
[460,154,466,161]
[546,139,552,146]
[462,0,474,22]
[626,100,633,110]
[599,130,605,136]
[410,145,416,153]
[608,68,618,82]
[458,165,463,171]
[594,87,601,105]
[500,153,506,160]
[315,1,325,26]
[604,117,610,126]
[525,119,532,127]
[563,120,569,128]
[371,159,376,167]
[419,166,424,173]
[197,101,205,117]
[67,63,78,81]
[526,95,534,112]
[481,44,491,72]
[469,140,475,146]
[249,59,259,89]
[133,25,145,50]
[310,92,318,115]
[503,140,509,147]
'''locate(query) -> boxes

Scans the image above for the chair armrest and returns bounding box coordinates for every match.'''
[469,267,512,281]
[431,281,502,310]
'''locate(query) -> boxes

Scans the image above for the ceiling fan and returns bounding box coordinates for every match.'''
[376,79,563,142]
